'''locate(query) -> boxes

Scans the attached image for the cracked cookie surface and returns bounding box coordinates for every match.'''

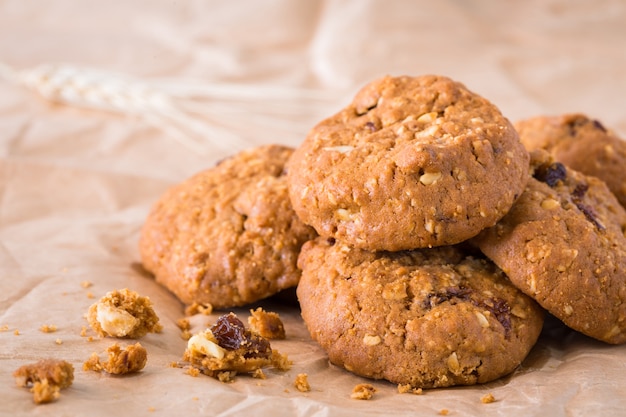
[287,75,529,251]
[139,145,317,309]
[474,150,626,344]
[515,113,626,208]
[296,237,544,388]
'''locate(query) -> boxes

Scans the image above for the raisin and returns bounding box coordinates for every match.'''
[534,162,567,187]
[211,313,246,350]
[423,287,512,336]
[211,313,272,359]
[475,298,511,335]
[592,119,607,132]
[365,121,377,132]
[242,335,271,359]
[423,286,472,309]
[575,202,605,231]
[570,182,605,231]
[571,183,589,200]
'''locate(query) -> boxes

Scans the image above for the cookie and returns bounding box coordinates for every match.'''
[296,237,544,388]
[287,75,529,251]
[515,113,626,208]
[473,150,626,344]
[139,145,317,309]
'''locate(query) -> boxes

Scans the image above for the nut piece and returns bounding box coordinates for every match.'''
[540,198,560,210]
[363,334,382,346]
[475,311,490,328]
[96,304,139,338]
[419,171,442,185]
[447,352,461,374]
[87,289,161,338]
[187,331,226,360]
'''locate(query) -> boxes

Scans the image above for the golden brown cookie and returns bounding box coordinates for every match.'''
[474,150,626,344]
[287,75,529,251]
[296,237,544,389]
[515,113,626,208]
[139,145,317,309]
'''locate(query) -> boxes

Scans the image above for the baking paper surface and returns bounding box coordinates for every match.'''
[1,1,626,416]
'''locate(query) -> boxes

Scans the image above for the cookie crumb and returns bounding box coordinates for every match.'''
[55,338,63,345]
[248,308,286,339]
[1,324,10,332]
[294,373,311,392]
[185,367,201,377]
[13,359,74,404]
[80,326,88,337]
[252,368,266,379]
[481,393,496,403]
[83,343,148,375]
[40,324,58,333]
[184,302,213,316]
[177,318,192,340]
[14,329,20,336]
[81,281,93,288]
[86,292,95,299]
[350,383,376,400]
[87,289,161,338]
[397,383,423,395]
[439,409,450,416]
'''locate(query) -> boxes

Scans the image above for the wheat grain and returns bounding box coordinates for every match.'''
[0,62,334,153]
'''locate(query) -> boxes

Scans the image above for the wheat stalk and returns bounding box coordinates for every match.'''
[0,62,333,154]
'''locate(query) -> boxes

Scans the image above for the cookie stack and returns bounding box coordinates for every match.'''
[288,75,626,389]
[139,74,626,390]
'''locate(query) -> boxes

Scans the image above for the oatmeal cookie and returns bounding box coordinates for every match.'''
[296,237,544,388]
[287,75,529,251]
[515,113,626,208]
[473,150,626,344]
[139,145,317,309]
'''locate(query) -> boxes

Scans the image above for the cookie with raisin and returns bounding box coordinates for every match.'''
[139,145,317,309]
[473,150,626,344]
[287,75,529,251]
[515,113,626,208]
[296,237,544,389]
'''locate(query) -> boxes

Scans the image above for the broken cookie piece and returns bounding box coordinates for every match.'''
[247,307,286,339]
[181,312,291,382]
[13,359,74,404]
[84,342,148,375]
[87,289,162,338]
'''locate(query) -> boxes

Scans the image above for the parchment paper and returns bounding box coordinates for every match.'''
[1,1,626,416]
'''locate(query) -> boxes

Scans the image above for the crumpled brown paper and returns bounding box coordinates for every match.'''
[1,1,625,415]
